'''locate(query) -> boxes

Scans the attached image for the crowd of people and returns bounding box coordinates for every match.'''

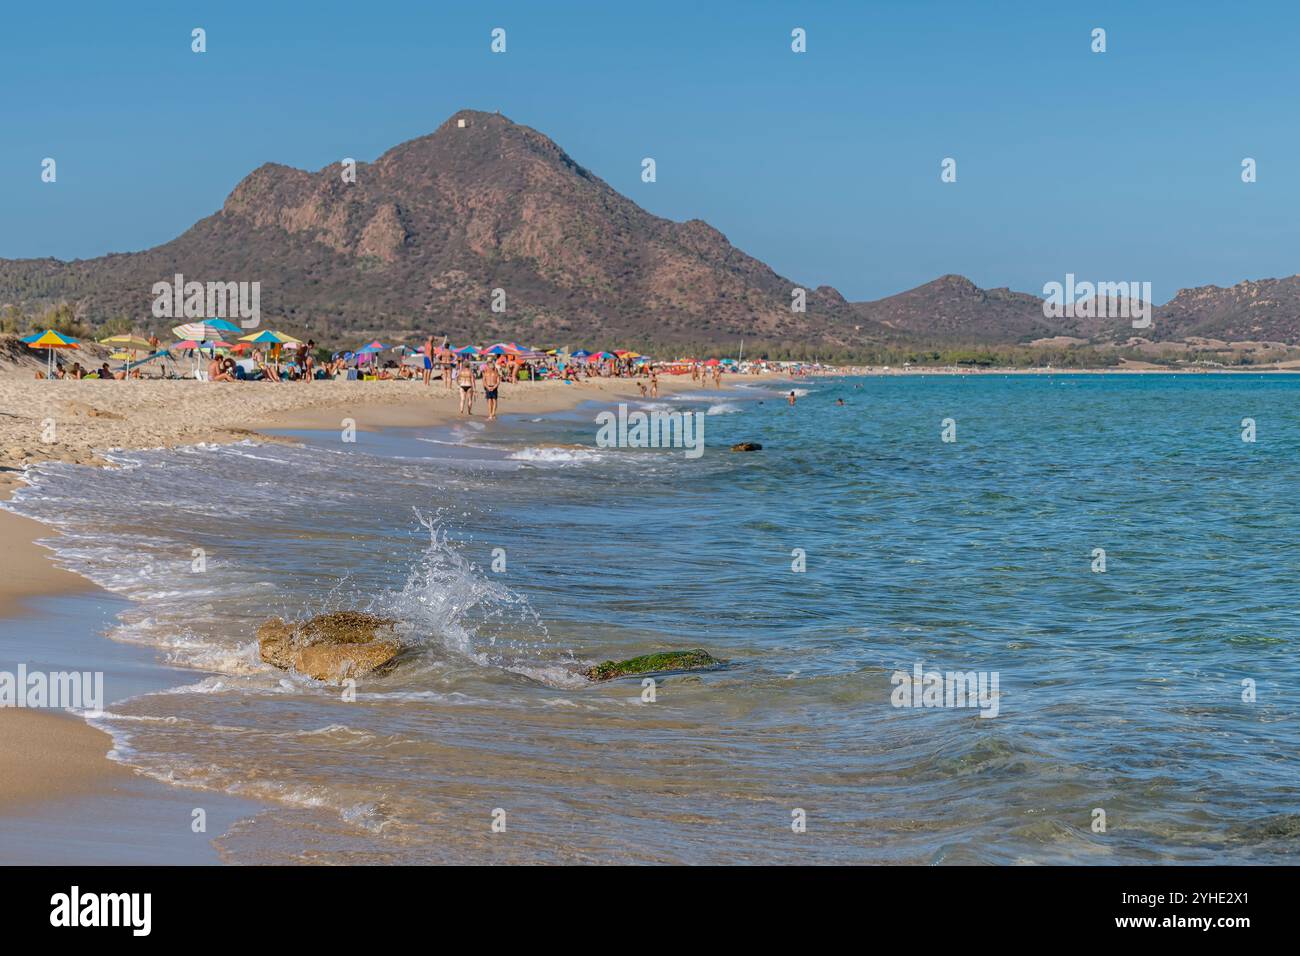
[40,334,772,423]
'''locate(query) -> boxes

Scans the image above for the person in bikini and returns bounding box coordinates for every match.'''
[456,360,476,415]
[482,359,502,422]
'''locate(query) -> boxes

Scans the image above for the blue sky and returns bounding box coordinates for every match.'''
[0,1,1292,303]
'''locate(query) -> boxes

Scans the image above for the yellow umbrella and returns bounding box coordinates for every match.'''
[239,330,301,344]
[99,335,154,351]
[22,329,80,377]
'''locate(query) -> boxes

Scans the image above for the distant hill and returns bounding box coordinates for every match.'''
[850,274,1068,343]
[1150,277,1300,343]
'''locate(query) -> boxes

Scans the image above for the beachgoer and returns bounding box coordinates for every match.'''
[787,390,796,406]
[456,360,475,415]
[650,370,659,398]
[482,359,501,422]
[423,334,434,386]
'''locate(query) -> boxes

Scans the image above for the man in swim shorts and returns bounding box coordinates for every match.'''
[482,359,501,421]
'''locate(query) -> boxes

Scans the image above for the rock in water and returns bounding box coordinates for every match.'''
[584,649,722,682]
[257,612,401,682]
[730,442,762,452]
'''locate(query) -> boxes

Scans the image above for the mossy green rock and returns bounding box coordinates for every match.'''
[584,649,722,682]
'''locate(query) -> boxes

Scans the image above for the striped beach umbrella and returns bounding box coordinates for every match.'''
[239,329,299,345]
[22,329,81,377]
[172,319,241,341]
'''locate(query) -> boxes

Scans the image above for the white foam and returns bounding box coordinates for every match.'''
[507,446,600,463]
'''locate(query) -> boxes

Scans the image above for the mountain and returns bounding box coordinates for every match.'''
[0,110,875,350]
[1151,277,1300,343]
[4,110,1300,354]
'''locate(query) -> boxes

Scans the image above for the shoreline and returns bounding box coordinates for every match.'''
[0,371,773,857]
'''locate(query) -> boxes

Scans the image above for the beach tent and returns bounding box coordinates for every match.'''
[22,329,80,377]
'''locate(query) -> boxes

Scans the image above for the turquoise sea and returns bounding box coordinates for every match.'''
[4,373,1299,863]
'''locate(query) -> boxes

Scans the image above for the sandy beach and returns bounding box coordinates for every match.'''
[0,710,127,809]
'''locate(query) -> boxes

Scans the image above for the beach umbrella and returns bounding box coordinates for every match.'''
[571,349,592,359]
[351,340,387,366]
[239,329,299,345]
[99,334,161,372]
[454,345,480,356]
[22,329,81,377]
[704,358,721,366]
[99,334,154,351]
[172,319,241,341]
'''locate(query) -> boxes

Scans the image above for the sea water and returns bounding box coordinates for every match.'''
[4,374,1299,863]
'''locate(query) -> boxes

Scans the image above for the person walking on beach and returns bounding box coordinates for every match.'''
[482,358,501,422]
[456,360,476,415]
[442,345,455,390]
[423,334,434,386]
[650,370,659,399]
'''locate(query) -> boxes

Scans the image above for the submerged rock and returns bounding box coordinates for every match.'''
[257,611,401,683]
[730,442,762,452]
[584,649,722,682]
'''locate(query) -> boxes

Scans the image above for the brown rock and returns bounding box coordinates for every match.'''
[256,612,401,683]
